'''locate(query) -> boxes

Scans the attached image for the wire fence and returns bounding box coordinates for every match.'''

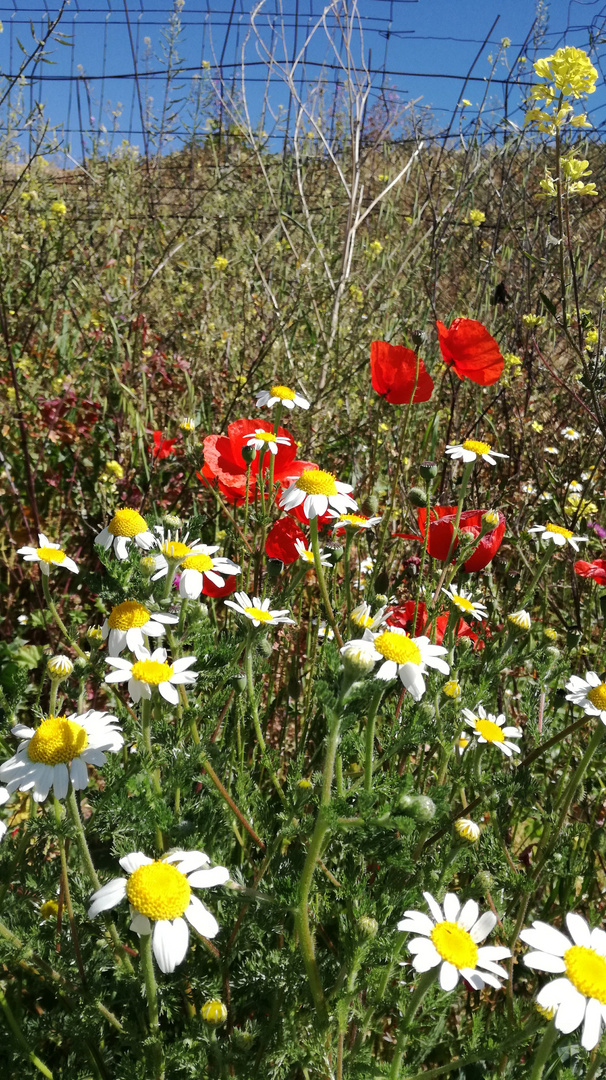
[1,0,606,168]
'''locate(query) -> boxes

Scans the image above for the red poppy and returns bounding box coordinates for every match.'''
[152,430,179,459]
[200,419,310,505]
[370,341,434,404]
[201,575,238,599]
[386,599,482,647]
[265,517,306,564]
[574,558,606,585]
[436,318,504,386]
[417,506,506,572]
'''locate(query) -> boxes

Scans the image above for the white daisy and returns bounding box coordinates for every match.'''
[520,912,606,1050]
[224,591,295,628]
[545,446,559,455]
[150,528,208,581]
[105,647,197,705]
[346,627,449,701]
[508,609,531,631]
[87,850,230,974]
[294,539,332,567]
[243,429,292,457]
[568,480,583,493]
[528,522,587,552]
[521,482,537,496]
[279,468,357,521]
[398,891,510,991]
[333,513,382,534]
[350,601,387,632]
[445,438,508,466]
[255,384,310,410]
[462,704,522,757]
[565,672,606,724]
[0,711,123,803]
[101,600,179,656]
[359,556,374,576]
[562,427,580,441]
[442,584,488,622]
[17,533,78,576]
[316,621,335,641]
[178,550,241,599]
[95,509,155,561]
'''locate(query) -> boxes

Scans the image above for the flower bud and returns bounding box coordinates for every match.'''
[231,673,247,693]
[454,818,480,843]
[442,678,461,699]
[201,1000,227,1025]
[241,444,256,465]
[357,915,379,939]
[340,640,376,678]
[47,654,73,680]
[86,626,104,643]
[419,460,438,482]
[256,637,273,658]
[266,557,284,580]
[410,795,436,823]
[408,486,427,508]
[481,510,500,532]
[472,870,493,891]
[163,513,183,528]
[140,555,157,577]
[508,609,531,631]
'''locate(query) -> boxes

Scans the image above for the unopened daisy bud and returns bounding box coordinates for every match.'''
[443,678,462,699]
[105,460,124,479]
[163,513,183,528]
[201,1000,227,1025]
[482,510,500,530]
[543,627,557,641]
[357,915,379,939]
[508,609,531,631]
[297,778,313,790]
[86,626,104,643]
[180,417,196,432]
[40,900,59,920]
[454,818,480,843]
[47,654,73,679]
[139,555,157,577]
[340,640,377,678]
[456,735,470,755]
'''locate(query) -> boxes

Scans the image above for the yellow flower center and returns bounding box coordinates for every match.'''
[244,607,274,622]
[588,684,606,710]
[270,384,295,400]
[545,523,573,539]
[299,549,314,563]
[431,922,478,970]
[126,861,191,921]
[131,659,174,685]
[339,514,368,527]
[161,541,192,559]
[462,439,491,455]
[475,717,505,743]
[251,431,276,444]
[564,946,606,1005]
[108,508,149,537]
[296,469,338,496]
[373,631,422,666]
[181,553,214,572]
[28,715,88,765]
[36,547,66,564]
[450,592,475,613]
[352,612,373,628]
[108,600,151,630]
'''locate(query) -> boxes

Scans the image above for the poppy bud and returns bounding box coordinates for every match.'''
[419,460,438,482]
[408,486,427,508]
[241,444,256,465]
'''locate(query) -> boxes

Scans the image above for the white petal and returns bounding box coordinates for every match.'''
[397,911,434,936]
[88,878,127,918]
[536,977,577,1010]
[470,911,496,943]
[187,866,230,889]
[153,918,190,973]
[478,946,511,962]
[114,535,130,560]
[399,663,426,701]
[519,922,571,957]
[130,912,152,935]
[566,912,591,947]
[407,937,434,955]
[523,951,567,973]
[423,892,444,924]
[439,961,459,991]
[185,895,220,938]
[460,969,486,990]
[590,928,606,955]
[172,656,197,673]
[120,852,154,873]
[159,681,179,704]
[556,987,587,1034]
[443,893,460,922]
[412,945,441,972]
[70,756,89,790]
[458,900,479,931]
[164,850,210,873]
[582,997,603,1050]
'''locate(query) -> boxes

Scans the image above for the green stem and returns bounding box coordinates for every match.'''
[444,461,474,565]
[0,984,54,1079]
[139,933,164,1079]
[521,543,557,607]
[388,969,437,1077]
[413,486,433,633]
[309,516,343,648]
[49,678,59,716]
[373,407,412,582]
[529,1019,558,1080]
[364,686,384,793]
[41,574,87,660]
[343,530,353,623]
[66,787,135,974]
[267,402,283,507]
[244,631,286,803]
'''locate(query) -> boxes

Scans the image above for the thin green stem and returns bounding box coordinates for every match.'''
[244,631,286,803]
[373,407,412,580]
[364,686,384,793]
[0,984,54,1079]
[309,516,343,648]
[139,933,164,1079]
[41,574,87,660]
[388,969,437,1077]
[529,1019,558,1080]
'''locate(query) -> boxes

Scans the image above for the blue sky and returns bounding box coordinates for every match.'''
[3,0,606,159]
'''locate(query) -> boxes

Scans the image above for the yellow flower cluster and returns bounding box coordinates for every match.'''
[539,153,598,200]
[526,47,597,133]
[467,209,485,228]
